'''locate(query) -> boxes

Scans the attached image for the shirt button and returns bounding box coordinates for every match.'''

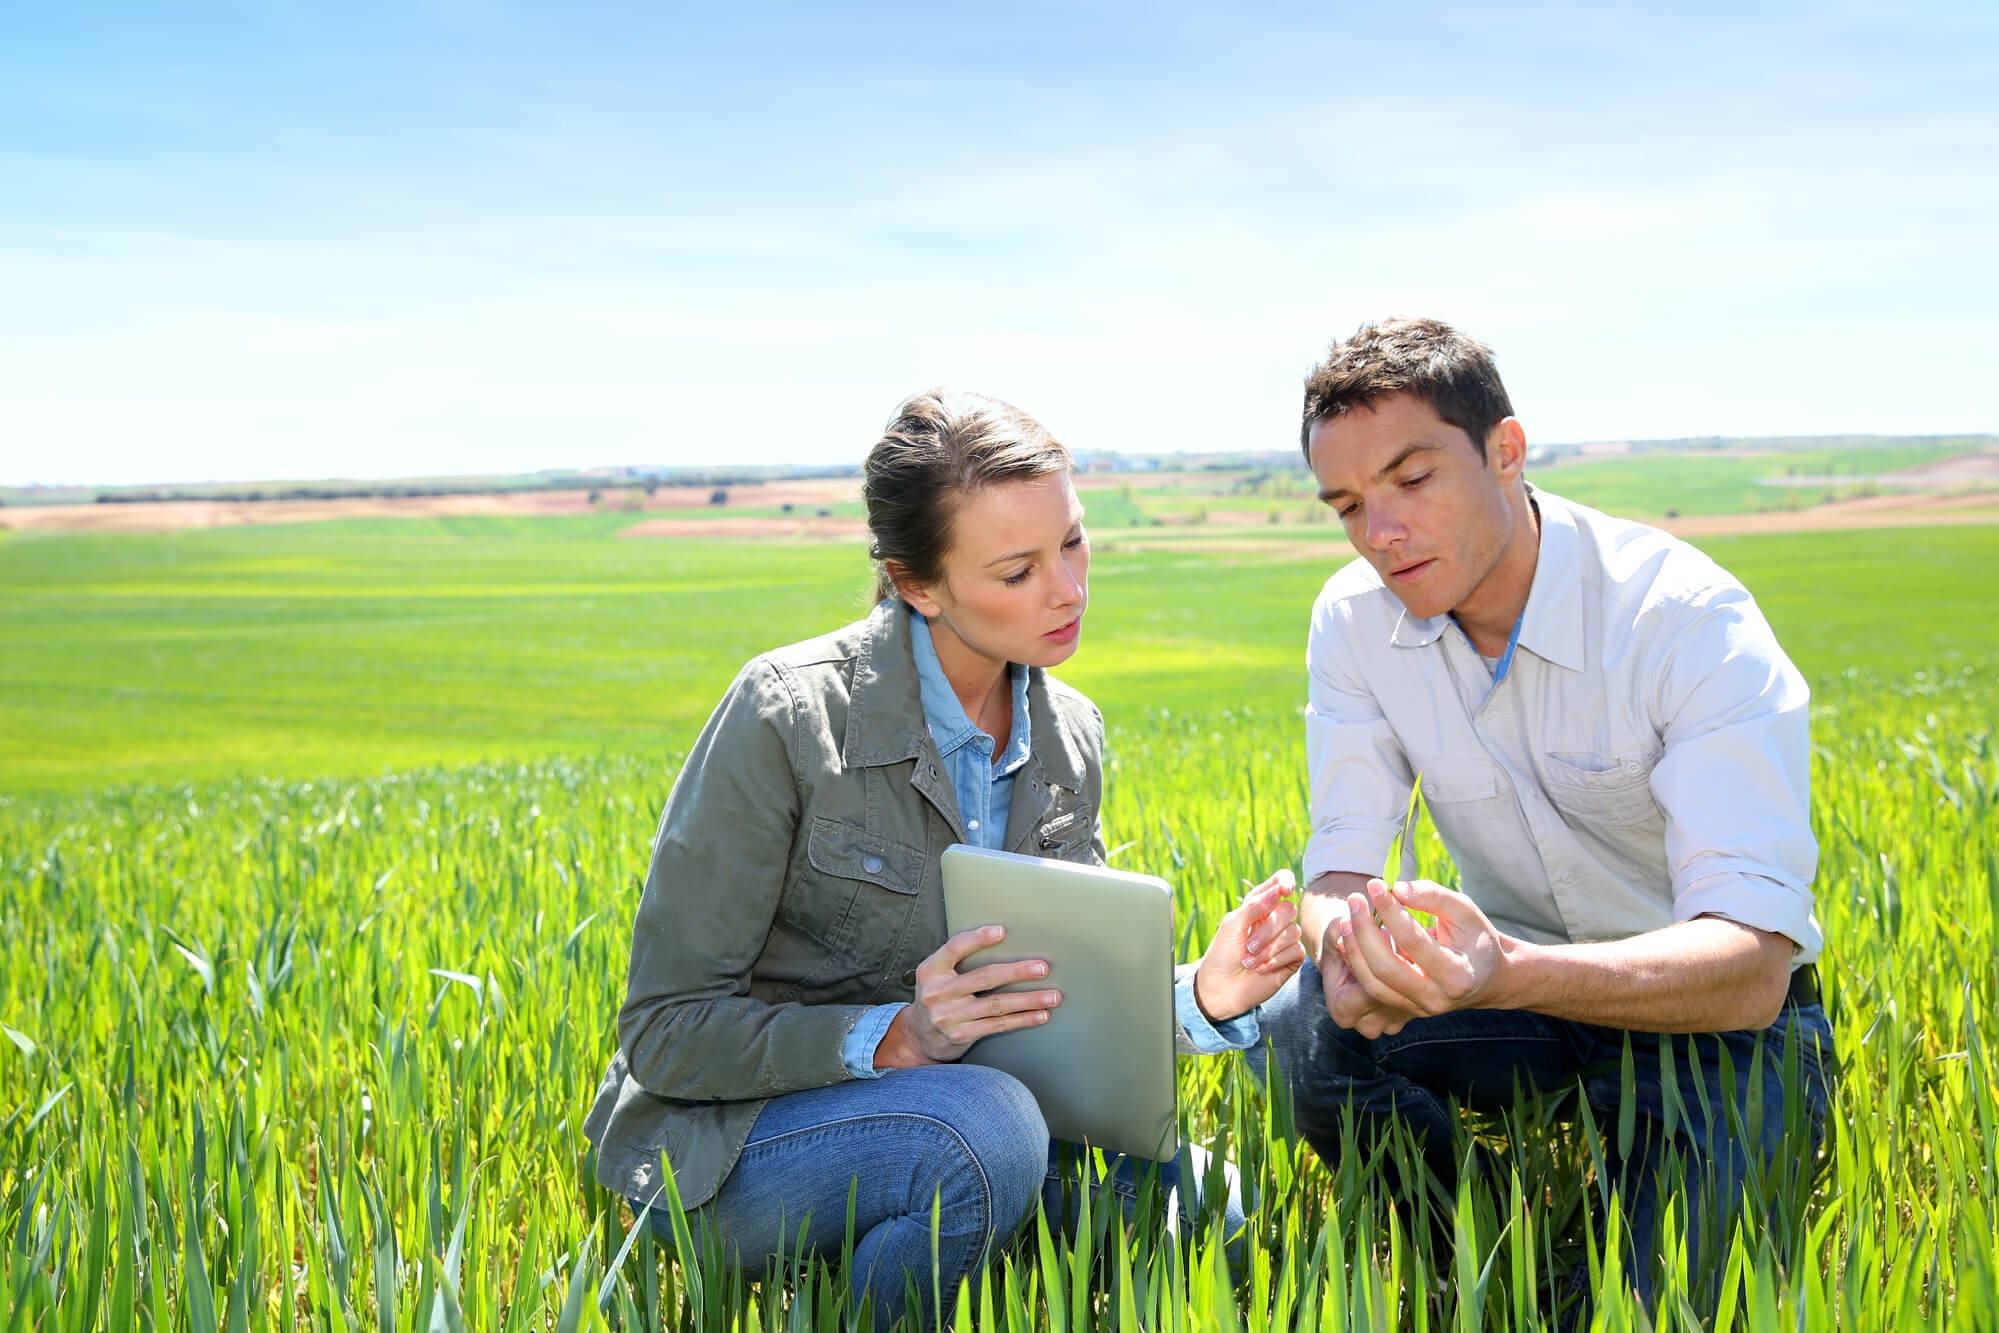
[967,819,980,831]
[1623,760,1643,775]
[862,855,884,874]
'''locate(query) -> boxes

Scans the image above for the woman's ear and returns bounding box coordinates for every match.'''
[886,563,942,618]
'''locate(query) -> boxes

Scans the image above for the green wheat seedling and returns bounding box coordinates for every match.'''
[1380,772,1439,931]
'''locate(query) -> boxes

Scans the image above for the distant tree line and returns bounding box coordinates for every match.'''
[88,471,810,505]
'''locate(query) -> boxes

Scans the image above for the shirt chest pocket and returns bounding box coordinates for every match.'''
[1540,751,1662,828]
[1404,754,1502,855]
[791,816,926,964]
[1412,756,1500,805]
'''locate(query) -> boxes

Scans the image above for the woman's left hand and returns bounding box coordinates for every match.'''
[1191,869,1306,1024]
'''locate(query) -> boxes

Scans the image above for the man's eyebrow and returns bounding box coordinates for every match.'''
[981,517,1084,568]
[1317,443,1440,503]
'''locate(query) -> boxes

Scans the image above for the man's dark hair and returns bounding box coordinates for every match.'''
[1300,318,1514,461]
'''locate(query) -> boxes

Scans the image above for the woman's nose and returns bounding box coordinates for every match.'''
[1051,557,1084,605]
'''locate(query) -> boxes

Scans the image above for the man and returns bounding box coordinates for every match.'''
[1253,318,1834,1311]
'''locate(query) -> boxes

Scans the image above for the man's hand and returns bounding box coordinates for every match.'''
[1335,877,1512,1018]
[874,926,1061,1069]
[1191,869,1307,1023]
[1302,872,1420,1037]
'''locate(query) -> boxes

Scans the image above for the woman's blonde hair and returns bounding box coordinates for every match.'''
[863,389,1073,604]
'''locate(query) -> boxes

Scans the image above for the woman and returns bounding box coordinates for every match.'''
[584,389,1304,1330]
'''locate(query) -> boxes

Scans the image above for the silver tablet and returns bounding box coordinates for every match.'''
[940,844,1178,1161]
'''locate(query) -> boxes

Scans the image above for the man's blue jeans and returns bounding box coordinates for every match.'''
[1251,957,1835,1312]
[636,1062,1244,1332]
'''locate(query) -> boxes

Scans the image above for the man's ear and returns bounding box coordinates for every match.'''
[1489,417,1529,482]
[887,563,942,618]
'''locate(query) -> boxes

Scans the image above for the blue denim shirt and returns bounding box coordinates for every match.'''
[841,604,1255,1075]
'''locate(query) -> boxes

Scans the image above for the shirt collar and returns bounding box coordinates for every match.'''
[1515,492,1586,672]
[1388,489,1586,673]
[907,604,1033,770]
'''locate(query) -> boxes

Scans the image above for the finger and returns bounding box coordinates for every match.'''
[934,987,1061,1036]
[1366,879,1457,975]
[1241,901,1299,959]
[952,1004,1058,1043]
[1246,918,1302,968]
[1393,880,1475,922]
[1256,935,1306,974]
[919,924,1007,980]
[1231,882,1286,931]
[1340,894,1438,1013]
[946,957,1051,998]
[1241,868,1297,898]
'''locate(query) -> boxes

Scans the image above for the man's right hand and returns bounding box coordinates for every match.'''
[1303,873,1420,1039]
[874,925,1061,1069]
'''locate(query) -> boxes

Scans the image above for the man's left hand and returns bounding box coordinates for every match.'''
[1334,877,1514,1018]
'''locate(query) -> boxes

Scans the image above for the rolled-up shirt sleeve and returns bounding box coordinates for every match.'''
[1302,592,1415,885]
[1171,965,1259,1053]
[1649,588,1823,963]
[839,1002,908,1079]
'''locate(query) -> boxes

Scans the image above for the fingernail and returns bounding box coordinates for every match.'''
[1031,962,1048,977]
[1035,1011,1050,1023]
[987,926,1004,940]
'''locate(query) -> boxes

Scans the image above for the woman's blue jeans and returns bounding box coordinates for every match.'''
[634,1063,1244,1332]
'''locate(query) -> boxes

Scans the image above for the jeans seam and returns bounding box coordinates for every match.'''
[1375,1029,1569,1059]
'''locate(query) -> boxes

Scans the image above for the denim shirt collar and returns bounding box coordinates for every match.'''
[907,603,1033,776]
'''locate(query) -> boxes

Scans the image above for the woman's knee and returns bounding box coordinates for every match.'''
[896,1064,1048,1233]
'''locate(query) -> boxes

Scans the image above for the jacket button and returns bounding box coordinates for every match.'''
[862,855,884,874]
[902,970,918,987]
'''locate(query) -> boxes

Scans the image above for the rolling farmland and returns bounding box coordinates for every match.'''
[2,509,1996,1329]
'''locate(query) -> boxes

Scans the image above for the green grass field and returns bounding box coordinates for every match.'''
[3,516,1997,1330]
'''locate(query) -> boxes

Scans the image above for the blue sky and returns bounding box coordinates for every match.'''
[2,2,1993,486]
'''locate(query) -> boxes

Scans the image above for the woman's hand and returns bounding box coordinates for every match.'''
[1191,869,1305,1024]
[873,925,1061,1069]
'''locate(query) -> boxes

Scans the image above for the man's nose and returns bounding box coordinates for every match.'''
[1365,503,1405,550]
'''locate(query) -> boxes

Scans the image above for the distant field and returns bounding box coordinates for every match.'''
[7,439,1994,538]
[3,517,1995,794]
[3,511,1996,1329]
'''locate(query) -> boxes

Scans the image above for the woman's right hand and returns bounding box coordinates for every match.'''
[873,925,1060,1069]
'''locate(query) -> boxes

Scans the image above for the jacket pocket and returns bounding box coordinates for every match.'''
[1036,804,1094,859]
[1541,751,1660,828]
[792,817,926,964]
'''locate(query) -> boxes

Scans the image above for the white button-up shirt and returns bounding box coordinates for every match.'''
[1303,489,1822,964]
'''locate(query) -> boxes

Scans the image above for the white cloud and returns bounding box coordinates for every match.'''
[2,4,1994,484]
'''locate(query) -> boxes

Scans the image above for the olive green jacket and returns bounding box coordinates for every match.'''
[584,601,1107,1208]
